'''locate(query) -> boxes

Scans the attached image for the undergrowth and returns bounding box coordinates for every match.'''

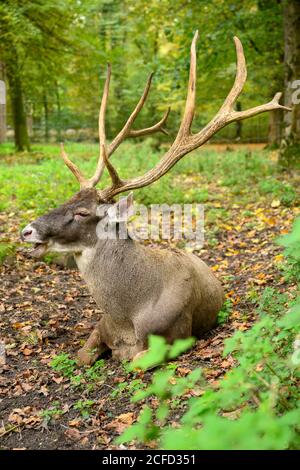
[116,219,300,449]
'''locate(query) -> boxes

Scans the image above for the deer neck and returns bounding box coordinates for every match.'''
[74,238,147,316]
[74,238,136,275]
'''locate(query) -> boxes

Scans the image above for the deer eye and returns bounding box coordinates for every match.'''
[74,209,90,218]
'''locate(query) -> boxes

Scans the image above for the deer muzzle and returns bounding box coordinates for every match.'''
[21,223,48,258]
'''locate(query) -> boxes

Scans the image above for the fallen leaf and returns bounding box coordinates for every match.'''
[105,412,135,434]
[64,428,82,441]
[21,383,33,392]
[68,419,81,427]
[177,367,192,376]
[220,360,232,369]
[39,385,49,396]
[52,376,64,384]
[22,347,34,356]
[117,412,134,425]
[271,199,280,208]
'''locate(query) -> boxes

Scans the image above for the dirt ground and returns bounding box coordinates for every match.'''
[1,196,298,449]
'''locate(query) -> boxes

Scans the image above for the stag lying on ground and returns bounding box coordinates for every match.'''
[21,32,290,365]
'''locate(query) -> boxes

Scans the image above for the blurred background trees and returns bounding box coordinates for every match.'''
[0,0,299,164]
[279,0,300,166]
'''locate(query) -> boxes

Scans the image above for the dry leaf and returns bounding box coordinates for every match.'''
[68,419,81,427]
[39,385,49,396]
[52,376,64,384]
[177,367,192,376]
[105,412,135,434]
[22,347,34,356]
[271,199,280,208]
[64,428,82,441]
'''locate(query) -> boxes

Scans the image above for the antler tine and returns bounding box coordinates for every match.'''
[128,107,171,137]
[99,64,111,154]
[91,73,171,185]
[89,64,112,188]
[60,64,113,190]
[87,72,153,187]
[176,30,199,139]
[101,143,123,189]
[218,36,247,115]
[226,91,292,123]
[107,73,171,150]
[60,143,89,189]
[108,72,155,155]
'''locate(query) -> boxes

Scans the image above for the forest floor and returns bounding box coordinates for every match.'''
[0,143,299,449]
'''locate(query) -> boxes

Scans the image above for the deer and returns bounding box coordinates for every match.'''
[21,32,290,365]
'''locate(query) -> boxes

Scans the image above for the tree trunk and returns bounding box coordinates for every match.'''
[235,101,243,140]
[43,90,49,142]
[55,81,61,142]
[6,56,30,152]
[279,0,300,166]
[268,109,282,146]
[0,63,6,143]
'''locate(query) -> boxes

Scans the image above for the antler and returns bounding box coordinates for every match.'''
[97,31,291,200]
[61,67,170,190]
[62,31,291,199]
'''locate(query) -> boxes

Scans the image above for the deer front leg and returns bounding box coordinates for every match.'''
[77,319,108,366]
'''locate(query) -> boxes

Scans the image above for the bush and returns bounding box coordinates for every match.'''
[118,220,300,449]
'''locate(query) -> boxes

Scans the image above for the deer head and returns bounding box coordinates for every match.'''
[21,31,290,256]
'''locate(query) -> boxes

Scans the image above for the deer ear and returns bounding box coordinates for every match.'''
[107,192,134,222]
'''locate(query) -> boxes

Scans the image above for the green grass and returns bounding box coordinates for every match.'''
[0,243,16,264]
[0,141,280,221]
[258,178,297,206]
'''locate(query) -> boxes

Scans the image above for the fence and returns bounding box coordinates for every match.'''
[2,116,274,145]
[0,93,280,145]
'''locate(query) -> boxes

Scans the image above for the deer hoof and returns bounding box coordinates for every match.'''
[77,348,98,366]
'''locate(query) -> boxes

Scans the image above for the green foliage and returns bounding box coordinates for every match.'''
[118,220,300,449]
[217,298,233,325]
[84,359,106,382]
[278,218,300,282]
[130,335,196,371]
[74,400,95,419]
[0,0,286,147]
[118,406,160,444]
[110,378,146,399]
[50,353,77,378]
[50,352,107,391]
[0,143,277,225]
[162,407,300,450]
[255,287,288,317]
[40,402,63,424]
[118,368,201,445]
[258,178,297,206]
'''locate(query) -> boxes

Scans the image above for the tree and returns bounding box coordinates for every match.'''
[0,0,288,148]
[5,49,30,151]
[279,0,300,166]
[0,62,6,143]
[0,0,80,151]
